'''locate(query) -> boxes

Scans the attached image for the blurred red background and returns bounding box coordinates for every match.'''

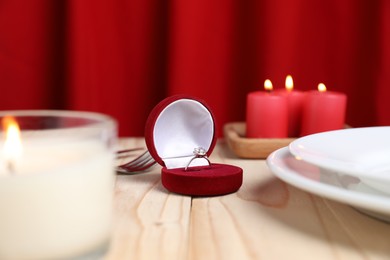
[1,0,389,136]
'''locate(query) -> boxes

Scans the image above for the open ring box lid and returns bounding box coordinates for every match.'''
[145,95,243,196]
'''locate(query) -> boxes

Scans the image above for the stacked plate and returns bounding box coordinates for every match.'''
[266,127,390,222]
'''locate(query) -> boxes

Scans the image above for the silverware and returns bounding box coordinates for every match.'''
[116,149,156,174]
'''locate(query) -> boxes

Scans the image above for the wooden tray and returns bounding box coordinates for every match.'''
[223,122,295,159]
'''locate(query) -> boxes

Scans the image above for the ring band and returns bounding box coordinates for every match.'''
[185,147,211,171]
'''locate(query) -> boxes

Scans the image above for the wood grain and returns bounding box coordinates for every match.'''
[105,138,390,260]
[106,138,191,260]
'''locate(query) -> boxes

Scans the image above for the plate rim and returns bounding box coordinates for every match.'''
[288,126,390,180]
[266,147,390,216]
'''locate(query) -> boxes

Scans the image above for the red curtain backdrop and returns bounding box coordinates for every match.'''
[1,0,389,136]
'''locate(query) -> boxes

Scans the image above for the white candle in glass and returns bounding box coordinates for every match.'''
[0,111,117,260]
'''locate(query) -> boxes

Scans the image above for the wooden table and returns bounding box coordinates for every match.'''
[105,138,390,260]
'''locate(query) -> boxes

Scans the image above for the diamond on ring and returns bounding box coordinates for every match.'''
[185,147,211,171]
[193,147,207,157]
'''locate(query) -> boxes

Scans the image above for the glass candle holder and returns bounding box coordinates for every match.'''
[0,110,117,260]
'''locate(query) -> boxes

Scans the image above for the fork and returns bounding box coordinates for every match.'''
[116,149,156,174]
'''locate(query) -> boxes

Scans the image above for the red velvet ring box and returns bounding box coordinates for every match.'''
[145,95,243,196]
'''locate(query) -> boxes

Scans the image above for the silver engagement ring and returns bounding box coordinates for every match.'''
[185,147,211,171]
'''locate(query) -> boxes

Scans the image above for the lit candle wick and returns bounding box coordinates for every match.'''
[264,79,273,93]
[2,116,23,175]
[285,75,293,92]
[318,83,327,92]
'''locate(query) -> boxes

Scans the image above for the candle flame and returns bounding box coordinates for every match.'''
[264,79,273,91]
[318,83,327,92]
[2,116,22,172]
[285,75,294,91]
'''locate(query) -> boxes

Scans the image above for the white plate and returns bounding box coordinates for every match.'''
[267,147,390,222]
[289,127,390,189]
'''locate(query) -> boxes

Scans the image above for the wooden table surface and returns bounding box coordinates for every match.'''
[105,138,390,260]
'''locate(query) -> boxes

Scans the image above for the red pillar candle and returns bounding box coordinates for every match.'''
[300,83,347,136]
[276,75,306,137]
[246,80,288,138]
